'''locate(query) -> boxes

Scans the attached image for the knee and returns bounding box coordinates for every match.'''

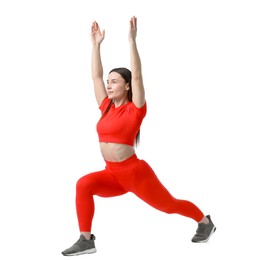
[162,199,180,214]
[76,175,96,194]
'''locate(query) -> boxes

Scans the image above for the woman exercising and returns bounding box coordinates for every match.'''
[62,16,216,256]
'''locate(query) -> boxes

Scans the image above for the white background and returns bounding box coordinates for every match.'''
[0,0,259,259]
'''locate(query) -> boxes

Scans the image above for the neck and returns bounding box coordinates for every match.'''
[113,97,129,108]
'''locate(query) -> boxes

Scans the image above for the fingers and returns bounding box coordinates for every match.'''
[92,17,136,35]
[133,16,137,28]
[91,21,98,32]
[130,16,137,29]
[91,21,105,37]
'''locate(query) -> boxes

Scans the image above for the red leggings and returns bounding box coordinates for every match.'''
[76,154,204,231]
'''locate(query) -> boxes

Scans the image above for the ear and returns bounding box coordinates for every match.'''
[125,83,130,90]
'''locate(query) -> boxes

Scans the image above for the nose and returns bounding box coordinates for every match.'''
[106,81,111,88]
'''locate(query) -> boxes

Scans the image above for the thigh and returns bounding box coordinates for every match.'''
[129,160,176,207]
[77,169,127,198]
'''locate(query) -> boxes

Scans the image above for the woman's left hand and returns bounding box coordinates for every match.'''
[129,16,137,42]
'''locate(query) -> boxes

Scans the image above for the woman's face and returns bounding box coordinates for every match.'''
[106,72,129,100]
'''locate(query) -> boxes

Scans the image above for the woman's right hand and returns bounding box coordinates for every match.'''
[91,21,105,45]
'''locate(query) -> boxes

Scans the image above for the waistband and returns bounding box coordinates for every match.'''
[105,153,138,168]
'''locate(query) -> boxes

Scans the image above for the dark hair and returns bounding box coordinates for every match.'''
[102,67,140,147]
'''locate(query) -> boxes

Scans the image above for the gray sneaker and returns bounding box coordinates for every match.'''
[62,234,97,256]
[191,215,216,243]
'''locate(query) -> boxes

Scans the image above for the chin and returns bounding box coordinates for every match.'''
[107,94,115,99]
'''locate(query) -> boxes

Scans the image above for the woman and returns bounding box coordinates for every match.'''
[62,16,216,256]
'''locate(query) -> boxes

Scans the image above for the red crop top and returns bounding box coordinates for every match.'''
[96,97,147,146]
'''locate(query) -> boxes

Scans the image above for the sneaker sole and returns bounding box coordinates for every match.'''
[192,226,216,243]
[62,248,97,256]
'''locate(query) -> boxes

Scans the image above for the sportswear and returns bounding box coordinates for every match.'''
[62,234,96,256]
[96,97,146,146]
[191,215,216,242]
[76,154,204,232]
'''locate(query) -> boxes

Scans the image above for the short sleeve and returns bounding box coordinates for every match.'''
[99,97,111,114]
[130,101,147,118]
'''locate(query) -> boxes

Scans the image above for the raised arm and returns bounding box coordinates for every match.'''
[128,16,145,108]
[91,21,107,106]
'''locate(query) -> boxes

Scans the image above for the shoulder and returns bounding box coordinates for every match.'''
[128,100,147,117]
[99,96,110,110]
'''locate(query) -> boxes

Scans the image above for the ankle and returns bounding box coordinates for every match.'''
[199,216,209,225]
[81,232,91,240]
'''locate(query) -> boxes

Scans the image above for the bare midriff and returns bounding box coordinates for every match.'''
[99,142,135,162]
